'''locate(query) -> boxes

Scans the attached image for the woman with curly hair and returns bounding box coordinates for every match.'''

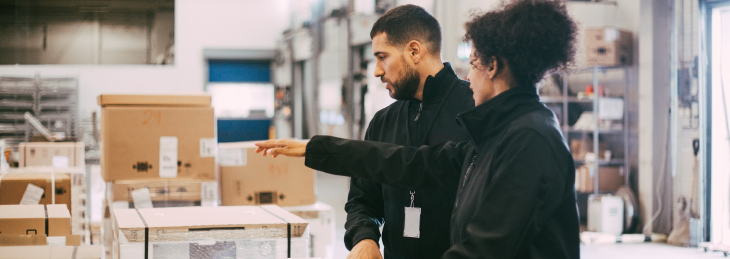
[257,0,580,258]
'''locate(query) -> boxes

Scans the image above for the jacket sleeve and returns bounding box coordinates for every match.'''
[343,123,385,250]
[440,129,569,259]
[305,135,469,191]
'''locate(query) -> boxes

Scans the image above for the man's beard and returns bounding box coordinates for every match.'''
[386,57,420,100]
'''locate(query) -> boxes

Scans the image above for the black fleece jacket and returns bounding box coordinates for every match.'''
[306,86,580,259]
[344,63,473,259]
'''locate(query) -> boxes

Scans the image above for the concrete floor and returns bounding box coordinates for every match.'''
[315,172,718,259]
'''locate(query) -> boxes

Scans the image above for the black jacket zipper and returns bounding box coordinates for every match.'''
[462,156,476,187]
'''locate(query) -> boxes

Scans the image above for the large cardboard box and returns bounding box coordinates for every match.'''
[0,173,72,211]
[584,27,633,67]
[99,94,216,181]
[575,165,624,193]
[112,205,308,242]
[18,142,85,168]
[219,142,316,207]
[0,205,71,237]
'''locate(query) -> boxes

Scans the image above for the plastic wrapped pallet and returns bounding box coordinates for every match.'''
[112,205,309,259]
[284,201,335,259]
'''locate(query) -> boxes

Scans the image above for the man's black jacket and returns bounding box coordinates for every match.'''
[344,63,474,259]
[308,86,580,258]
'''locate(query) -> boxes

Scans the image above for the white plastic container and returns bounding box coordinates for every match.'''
[587,194,624,235]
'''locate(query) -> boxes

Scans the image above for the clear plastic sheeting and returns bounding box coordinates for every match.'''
[117,234,309,259]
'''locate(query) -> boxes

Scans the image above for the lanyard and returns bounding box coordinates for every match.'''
[403,78,459,206]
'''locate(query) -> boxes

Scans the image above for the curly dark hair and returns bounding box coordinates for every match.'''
[464,0,577,86]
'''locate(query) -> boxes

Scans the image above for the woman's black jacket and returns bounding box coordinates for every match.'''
[304,86,580,259]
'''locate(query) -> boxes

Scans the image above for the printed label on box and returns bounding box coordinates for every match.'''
[47,236,66,246]
[131,187,154,209]
[20,183,44,205]
[219,148,246,166]
[200,138,217,157]
[201,181,218,207]
[52,156,69,168]
[159,136,178,178]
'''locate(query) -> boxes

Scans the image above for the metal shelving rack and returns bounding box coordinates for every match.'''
[0,74,78,153]
[543,66,630,194]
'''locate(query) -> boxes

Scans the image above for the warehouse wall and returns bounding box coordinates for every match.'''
[0,0,290,118]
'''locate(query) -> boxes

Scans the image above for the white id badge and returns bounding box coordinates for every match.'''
[404,207,421,238]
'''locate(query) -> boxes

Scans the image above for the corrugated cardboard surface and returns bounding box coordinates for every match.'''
[46,204,71,237]
[19,142,85,168]
[110,179,206,202]
[575,165,624,193]
[0,205,46,235]
[100,106,215,181]
[584,28,633,67]
[0,205,71,237]
[0,234,46,246]
[114,205,308,242]
[97,94,210,107]
[0,173,72,211]
[0,245,102,259]
[220,142,316,207]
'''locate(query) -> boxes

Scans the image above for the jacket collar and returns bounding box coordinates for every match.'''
[419,62,458,105]
[456,86,544,144]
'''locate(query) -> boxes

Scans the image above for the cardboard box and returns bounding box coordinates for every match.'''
[575,165,624,193]
[110,179,215,202]
[0,205,71,237]
[219,142,316,207]
[569,138,609,161]
[19,142,85,168]
[284,202,335,259]
[0,245,102,259]
[0,173,72,211]
[112,205,308,243]
[584,27,633,67]
[99,94,216,181]
[0,234,47,246]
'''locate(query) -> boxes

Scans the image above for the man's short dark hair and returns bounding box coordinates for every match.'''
[370,4,442,54]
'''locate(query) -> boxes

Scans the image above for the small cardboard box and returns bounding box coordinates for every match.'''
[112,205,308,242]
[219,142,316,207]
[18,142,85,168]
[584,27,633,67]
[0,173,72,211]
[575,165,624,193]
[284,202,335,259]
[0,245,102,259]
[99,94,216,181]
[0,205,71,237]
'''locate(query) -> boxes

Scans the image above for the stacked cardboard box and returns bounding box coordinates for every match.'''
[0,167,87,241]
[584,27,633,67]
[284,202,336,259]
[98,94,217,208]
[98,94,216,182]
[112,205,309,259]
[218,141,316,207]
[0,204,81,246]
[98,94,219,257]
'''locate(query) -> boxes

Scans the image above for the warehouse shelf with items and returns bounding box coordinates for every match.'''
[540,66,630,194]
[540,65,635,232]
[0,74,78,155]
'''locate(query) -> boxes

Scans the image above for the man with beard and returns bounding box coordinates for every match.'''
[344,5,473,259]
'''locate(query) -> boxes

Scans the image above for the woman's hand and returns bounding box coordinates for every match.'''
[254,139,308,158]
